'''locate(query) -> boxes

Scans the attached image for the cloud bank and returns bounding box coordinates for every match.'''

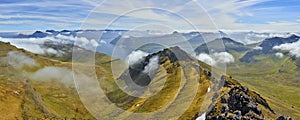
[0,34,101,56]
[126,50,149,65]
[273,40,300,57]
[195,52,235,66]
[2,50,95,88]
[5,51,39,70]
[195,53,217,66]
[253,46,263,50]
[143,56,160,79]
[30,67,74,86]
[275,52,284,58]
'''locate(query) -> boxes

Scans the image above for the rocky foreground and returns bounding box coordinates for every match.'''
[205,75,292,120]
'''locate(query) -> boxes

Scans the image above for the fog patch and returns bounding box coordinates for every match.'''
[195,53,216,66]
[30,67,74,86]
[126,50,149,65]
[273,40,300,57]
[212,52,235,64]
[253,46,262,50]
[2,51,92,87]
[275,52,284,58]
[0,34,99,55]
[143,56,159,79]
[195,52,235,66]
[225,32,297,45]
[56,34,99,48]
[5,51,39,70]
[99,40,107,44]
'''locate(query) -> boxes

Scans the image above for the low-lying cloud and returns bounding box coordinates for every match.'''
[2,51,94,87]
[195,52,235,66]
[143,56,159,79]
[253,46,263,50]
[5,51,39,70]
[58,34,100,48]
[226,32,298,45]
[0,34,102,56]
[126,50,149,65]
[273,40,300,57]
[195,53,217,66]
[30,67,74,86]
[275,52,284,58]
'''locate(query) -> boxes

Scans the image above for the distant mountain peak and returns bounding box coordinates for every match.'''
[240,35,300,63]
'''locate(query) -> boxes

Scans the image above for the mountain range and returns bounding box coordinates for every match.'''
[0,30,299,119]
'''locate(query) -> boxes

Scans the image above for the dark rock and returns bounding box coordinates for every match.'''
[277,116,292,120]
[206,78,275,120]
[221,104,229,113]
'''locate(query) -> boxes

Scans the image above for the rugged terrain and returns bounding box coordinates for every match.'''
[0,40,295,119]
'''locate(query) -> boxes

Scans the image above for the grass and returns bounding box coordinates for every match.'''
[93,53,212,119]
[0,41,95,119]
[227,50,300,119]
[1,40,296,119]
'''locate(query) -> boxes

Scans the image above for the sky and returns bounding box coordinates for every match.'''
[0,0,299,32]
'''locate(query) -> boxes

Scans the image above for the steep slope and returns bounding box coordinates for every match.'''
[0,41,95,119]
[98,46,280,119]
[97,46,212,119]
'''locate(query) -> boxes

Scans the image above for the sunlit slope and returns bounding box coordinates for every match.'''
[93,47,212,119]
[95,46,278,119]
[0,41,95,119]
[0,41,287,119]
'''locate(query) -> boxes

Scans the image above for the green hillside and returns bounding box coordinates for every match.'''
[0,41,291,119]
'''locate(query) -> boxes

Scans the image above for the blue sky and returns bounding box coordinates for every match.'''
[0,0,299,32]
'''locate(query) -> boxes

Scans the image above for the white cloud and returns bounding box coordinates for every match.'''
[4,51,39,70]
[0,37,48,54]
[195,53,216,66]
[30,67,75,86]
[195,52,235,66]
[46,48,58,54]
[273,40,300,57]
[57,34,99,48]
[126,50,149,65]
[99,40,107,44]
[275,52,284,58]
[212,52,235,64]
[143,56,160,79]
[253,46,263,50]
[90,39,99,47]
[222,32,298,45]
[1,0,299,32]
[0,34,100,55]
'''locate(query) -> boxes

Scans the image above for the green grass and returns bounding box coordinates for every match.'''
[0,41,95,119]
[226,50,300,119]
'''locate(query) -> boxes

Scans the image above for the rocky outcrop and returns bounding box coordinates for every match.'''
[206,76,275,120]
